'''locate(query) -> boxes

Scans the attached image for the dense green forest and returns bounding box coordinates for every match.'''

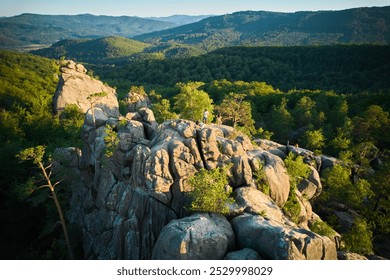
[0,50,84,258]
[1,42,390,258]
[92,45,390,97]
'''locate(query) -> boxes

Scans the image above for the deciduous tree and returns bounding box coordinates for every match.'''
[217,93,255,135]
[174,82,214,122]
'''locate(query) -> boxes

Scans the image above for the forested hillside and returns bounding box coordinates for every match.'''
[32,37,205,63]
[93,44,390,95]
[32,37,151,64]
[135,6,390,50]
[0,50,84,258]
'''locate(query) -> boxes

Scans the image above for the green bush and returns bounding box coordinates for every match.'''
[283,153,311,223]
[283,152,311,186]
[283,189,301,224]
[187,166,235,215]
[103,125,119,158]
[310,219,337,238]
[321,164,373,210]
[342,218,373,255]
[253,160,270,196]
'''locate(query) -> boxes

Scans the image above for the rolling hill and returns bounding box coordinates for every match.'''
[0,13,176,49]
[32,36,205,63]
[31,36,151,63]
[135,6,390,50]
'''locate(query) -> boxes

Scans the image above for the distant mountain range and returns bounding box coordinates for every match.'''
[1,6,389,52]
[0,13,207,49]
[135,6,390,50]
[146,15,212,25]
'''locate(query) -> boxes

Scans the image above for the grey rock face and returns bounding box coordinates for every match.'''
[66,103,337,259]
[51,67,345,260]
[152,213,235,260]
[247,150,290,207]
[224,248,262,260]
[298,166,322,200]
[124,90,151,112]
[231,214,337,260]
[337,251,368,260]
[54,60,119,117]
[235,187,285,223]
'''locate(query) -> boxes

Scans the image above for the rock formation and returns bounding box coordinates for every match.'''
[54,60,119,117]
[56,88,343,260]
[45,73,353,260]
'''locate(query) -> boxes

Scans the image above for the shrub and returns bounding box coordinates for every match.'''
[283,153,311,223]
[342,218,373,255]
[104,125,119,158]
[321,164,373,210]
[310,219,337,238]
[187,166,235,215]
[283,152,311,186]
[253,160,270,195]
[282,189,301,224]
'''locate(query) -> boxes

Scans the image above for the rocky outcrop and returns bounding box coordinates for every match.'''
[124,90,151,112]
[253,138,339,175]
[54,60,119,117]
[60,88,339,259]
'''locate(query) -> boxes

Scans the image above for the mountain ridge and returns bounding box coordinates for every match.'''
[145,14,212,25]
[135,6,390,50]
[2,6,389,50]
[0,13,176,49]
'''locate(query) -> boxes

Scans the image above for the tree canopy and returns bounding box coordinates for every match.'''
[174,82,214,122]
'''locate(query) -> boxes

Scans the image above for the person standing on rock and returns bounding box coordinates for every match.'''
[216,114,222,125]
[203,109,209,124]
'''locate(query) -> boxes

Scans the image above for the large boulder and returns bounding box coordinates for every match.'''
[231,213,337,260]
[197,125,253,187]
[247,150,290,207]
[152,213,235,260]
[54,60,119,117]
[235,187,285,223]
[298,166,322,200]
[124,90,151,112]
[224,248,262,260]
[253,138,288,159]
[337,251,368,260]
[287,145,322,169]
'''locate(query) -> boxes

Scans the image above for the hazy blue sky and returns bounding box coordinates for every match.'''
[1,0,389,17]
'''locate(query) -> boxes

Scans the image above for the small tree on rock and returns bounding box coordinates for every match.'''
[87,91,108,128]
[17,145,74,259]
[187,166,235,215]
